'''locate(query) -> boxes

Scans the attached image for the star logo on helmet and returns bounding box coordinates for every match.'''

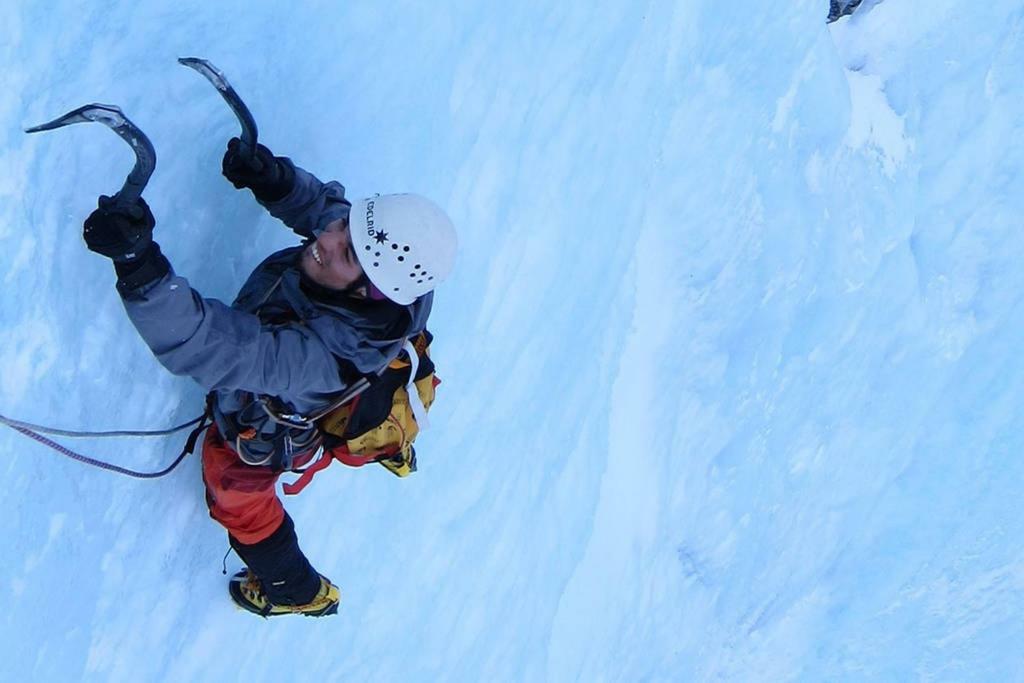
[374,231,389,244]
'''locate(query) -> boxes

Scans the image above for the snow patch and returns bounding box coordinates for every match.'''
[843,69,911,177]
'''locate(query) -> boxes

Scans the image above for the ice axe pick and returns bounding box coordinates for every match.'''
[24,104,156,213]
[177,57,260,164]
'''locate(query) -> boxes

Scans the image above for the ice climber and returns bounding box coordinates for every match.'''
[80,138,457,617]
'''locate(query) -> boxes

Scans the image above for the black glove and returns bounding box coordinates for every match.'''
[83,195,155,262]
[83,195,170,291]
[221,138,295,202]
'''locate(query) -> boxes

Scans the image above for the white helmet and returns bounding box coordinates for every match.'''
[350,193,458,305]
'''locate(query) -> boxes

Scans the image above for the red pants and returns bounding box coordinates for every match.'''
[201,426,315,545]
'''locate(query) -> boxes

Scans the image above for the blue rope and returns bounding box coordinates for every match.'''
[0,413,202,438]
[0,412,208,479]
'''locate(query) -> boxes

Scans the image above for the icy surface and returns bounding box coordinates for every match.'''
[2,0,1023,680]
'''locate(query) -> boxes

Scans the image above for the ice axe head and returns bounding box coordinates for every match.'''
[25,103,156,212]
[178,57,259,161]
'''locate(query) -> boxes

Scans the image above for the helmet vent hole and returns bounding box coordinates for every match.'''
[398,256,405,262]
[403,246,410,252]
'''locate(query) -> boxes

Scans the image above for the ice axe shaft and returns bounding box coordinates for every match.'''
[178,57,259,161]
[25,103,156,211]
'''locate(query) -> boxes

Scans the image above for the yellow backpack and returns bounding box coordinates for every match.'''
[282,331,437,494]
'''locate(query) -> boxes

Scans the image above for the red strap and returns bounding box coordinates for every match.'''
[282,445,390,495]
[282,450,336,495]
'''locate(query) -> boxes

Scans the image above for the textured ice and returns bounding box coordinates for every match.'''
[2,0,1023,680]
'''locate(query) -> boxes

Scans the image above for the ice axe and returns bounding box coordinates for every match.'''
[24,104,156,213]
[177,57,260,165]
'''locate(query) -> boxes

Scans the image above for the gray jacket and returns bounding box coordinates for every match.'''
[118,163,432,462]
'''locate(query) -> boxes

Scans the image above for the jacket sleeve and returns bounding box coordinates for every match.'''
[119,269,342,397]
[257,161,352,240]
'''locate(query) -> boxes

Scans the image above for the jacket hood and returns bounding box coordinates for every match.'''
[233,246,432,375]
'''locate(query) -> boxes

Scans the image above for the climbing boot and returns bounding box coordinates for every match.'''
[229,569,340,618]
